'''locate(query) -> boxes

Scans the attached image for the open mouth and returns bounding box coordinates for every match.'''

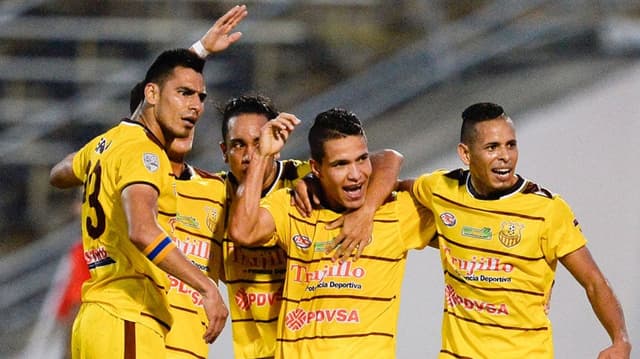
[343,183,364,200]
[492,168,511,179]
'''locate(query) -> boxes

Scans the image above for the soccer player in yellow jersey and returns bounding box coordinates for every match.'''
[228,108,436,358]
[215,95,311,359]
[124,8,247,358]
[49,48,228,358]
[403,102,631,358]
[164,131,227,359]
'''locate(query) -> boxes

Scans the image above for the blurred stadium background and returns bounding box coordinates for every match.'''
[0,0,638,357]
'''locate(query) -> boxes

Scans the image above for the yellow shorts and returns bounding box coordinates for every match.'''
[71,303,166,359]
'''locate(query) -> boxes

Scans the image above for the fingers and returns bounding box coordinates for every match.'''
[272,112,301,131]
[291,187,312,217]
[217,5,248,29]
[325,216,344,230]
[202,304,228,343]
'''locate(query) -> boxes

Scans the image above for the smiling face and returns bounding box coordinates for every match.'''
[220,113,274,184]
[147,66,206,140]
[457,116,519,197]
[311,135,372,212]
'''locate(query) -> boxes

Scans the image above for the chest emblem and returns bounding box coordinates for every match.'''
[498,221,524,248]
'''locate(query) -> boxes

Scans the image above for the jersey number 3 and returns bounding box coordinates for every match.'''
[83,160,106,239]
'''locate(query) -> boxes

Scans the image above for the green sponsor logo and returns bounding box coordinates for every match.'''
[461,226,492,240]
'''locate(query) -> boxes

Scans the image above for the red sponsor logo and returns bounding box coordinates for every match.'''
[292,234,312,249]
[174,236,210,260]
[290,261,366,283]
[285,308,360,331]
[440,212,456,227]
[444,246,514,275]
[168,276,203,306]
[234,287,282,310]
[444,284,509,315]
[84,246,109,264]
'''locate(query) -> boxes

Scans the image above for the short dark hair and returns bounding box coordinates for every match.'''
[143,48,205,88]
[129,81,145,114]
[219,94,279,142]
[460,102,506,144]
[129,49,204,115]
[308,108,366,162]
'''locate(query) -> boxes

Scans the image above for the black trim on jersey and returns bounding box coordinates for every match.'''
[140,311,171,331]
[467,173,525,200]
[521,181,553,198]
[443,308,548,332]
[277,331,394,343]
[232,316,279,324]
[282,159,303,181]
[122,180,160,195]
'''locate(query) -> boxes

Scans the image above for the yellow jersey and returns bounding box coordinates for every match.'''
[71,119,176,335]
[163,165,226,359]
[262,189,435,358]
[412,169,587,359]
[218,159,310,359]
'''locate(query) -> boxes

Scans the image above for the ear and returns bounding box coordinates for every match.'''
[219,141,228,163]
[457,142,471,166]
[144,83,160,105]
[310,159,320,178]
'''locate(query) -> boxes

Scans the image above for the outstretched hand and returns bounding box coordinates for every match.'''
[200,5,248,54]
[258,112,300,157]
[325,206,375,262]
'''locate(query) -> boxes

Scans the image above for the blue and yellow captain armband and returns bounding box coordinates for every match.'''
[143,233,176,264]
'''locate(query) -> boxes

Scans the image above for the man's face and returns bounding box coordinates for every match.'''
[312,135,372,212]
[220,113,270,183]
[457,117,519,196]
[153,66,206,139]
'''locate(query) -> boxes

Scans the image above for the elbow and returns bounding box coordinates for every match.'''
[229,224,261,247]
[383,148,404,166]
[229,225,250,246]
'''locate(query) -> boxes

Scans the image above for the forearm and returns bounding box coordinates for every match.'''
[50,152,82,188]
[365,149,403,211]
[586,278,630,346]
[154,242,218,295]
[228,154,271,245]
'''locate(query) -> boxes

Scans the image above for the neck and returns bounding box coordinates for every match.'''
[138,112,168,146]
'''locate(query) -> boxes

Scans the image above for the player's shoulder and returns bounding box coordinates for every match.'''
[192,167,225,182]
[280,159,310,181]
[520,180,555,199]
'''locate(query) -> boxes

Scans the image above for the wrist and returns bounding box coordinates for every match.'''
[190,40,210,59]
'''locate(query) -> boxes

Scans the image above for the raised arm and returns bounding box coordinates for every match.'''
[50,152,82,188]
[121,183,228,344]
[189,4,248,58]
[560,246,631,358]
[325,149,404,261]
[228,113,300,246]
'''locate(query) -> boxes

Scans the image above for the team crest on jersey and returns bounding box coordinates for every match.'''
[142,153,159,172]
[440,212,457,227]
[498,221,524,248]
[204,206,218,233]
[292,234,312,249]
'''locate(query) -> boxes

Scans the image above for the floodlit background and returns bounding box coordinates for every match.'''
[0,1,638,357]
